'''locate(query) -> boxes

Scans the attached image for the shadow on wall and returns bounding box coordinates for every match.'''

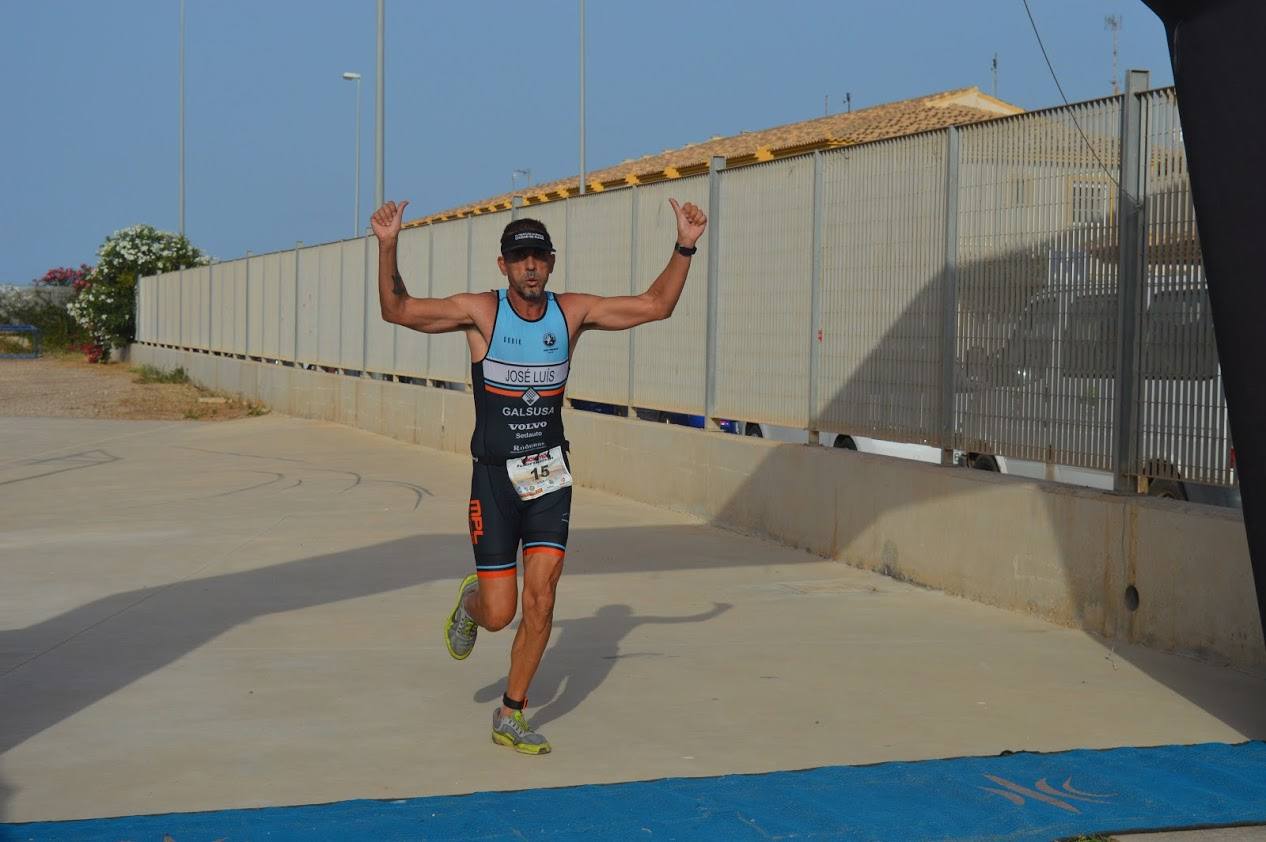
[698,219,1258,738]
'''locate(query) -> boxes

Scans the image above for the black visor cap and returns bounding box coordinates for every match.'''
[500,229,554,255]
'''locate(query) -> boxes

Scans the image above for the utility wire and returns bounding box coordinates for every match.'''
[1021,0,1129,198]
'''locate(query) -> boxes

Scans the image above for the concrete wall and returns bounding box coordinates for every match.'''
[132,344,1264,671]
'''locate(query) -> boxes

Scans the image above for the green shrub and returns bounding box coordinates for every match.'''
[132,364,189,384]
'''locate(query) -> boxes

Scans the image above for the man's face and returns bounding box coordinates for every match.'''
[497,249,556,301]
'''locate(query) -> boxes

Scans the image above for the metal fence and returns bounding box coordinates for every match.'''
[137,81,1233,490]
[954,95,1123,473]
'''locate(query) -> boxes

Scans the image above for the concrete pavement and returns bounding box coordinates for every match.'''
[1,414,1265,828]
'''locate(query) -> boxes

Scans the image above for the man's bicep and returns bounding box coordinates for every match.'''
[396,293,478,333]
[580,294,661,331]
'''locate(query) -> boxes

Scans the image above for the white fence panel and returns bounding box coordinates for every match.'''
[714,157,814,427]
[317,243,342,367]
[339,239,367,370]
[565,190,634,405]
[428,219,471,383]
[630,176,709,415]
[817,135,948,444]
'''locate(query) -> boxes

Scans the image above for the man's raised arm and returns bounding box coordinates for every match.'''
[569,198,708,331]
[372,200,477,334]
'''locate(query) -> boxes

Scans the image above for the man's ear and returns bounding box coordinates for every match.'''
[497,255,508,276]
[548,254,557,271]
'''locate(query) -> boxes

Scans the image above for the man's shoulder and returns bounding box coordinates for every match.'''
[460,289,499,308]
[554,291,598,305]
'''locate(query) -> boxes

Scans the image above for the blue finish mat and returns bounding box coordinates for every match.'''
[5,742,1266,841]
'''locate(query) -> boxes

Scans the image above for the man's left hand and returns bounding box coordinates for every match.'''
[668,198,707,247]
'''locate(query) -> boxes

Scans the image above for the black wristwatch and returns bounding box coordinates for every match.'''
[674,243,698,257]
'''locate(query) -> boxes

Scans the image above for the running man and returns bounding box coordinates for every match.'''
[371,196,707,754]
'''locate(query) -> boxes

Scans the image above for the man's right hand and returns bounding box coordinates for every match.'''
[371,200,410,246]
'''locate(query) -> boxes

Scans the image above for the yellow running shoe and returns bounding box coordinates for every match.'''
[444,574,479,660]
[491,707,551,755]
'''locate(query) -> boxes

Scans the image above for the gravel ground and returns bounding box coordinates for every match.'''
[0,352,267,421]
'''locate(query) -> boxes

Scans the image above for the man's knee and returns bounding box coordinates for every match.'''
[474,579,518,631]
[521,579,559,632]
[481,601,516,631]
[521,586,556,625]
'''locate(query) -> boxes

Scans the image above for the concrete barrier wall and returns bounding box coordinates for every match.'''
[131,344,1263,671]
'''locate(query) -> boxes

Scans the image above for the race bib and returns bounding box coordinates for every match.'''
[506,446,573,501]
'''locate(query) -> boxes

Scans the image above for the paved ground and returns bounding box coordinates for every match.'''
[1,414,1265,831]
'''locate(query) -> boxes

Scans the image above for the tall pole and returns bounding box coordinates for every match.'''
[355,77,361,234]
[579,0,586,195]
[179,0,185,237]
[375,0,385,210]
[343,73,362,236]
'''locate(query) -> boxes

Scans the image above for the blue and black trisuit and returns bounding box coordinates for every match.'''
[467,289,572,579]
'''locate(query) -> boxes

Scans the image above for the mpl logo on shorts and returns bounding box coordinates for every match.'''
[522,388,540,406]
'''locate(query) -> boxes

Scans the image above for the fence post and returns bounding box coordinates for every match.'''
[294,242,302,364]
[465,216,475,380]
[704,155,726,428]
[244,251,252,359]
[178,266,184,350]
[362,233,371,377]
[206,263,212,353]
[940,126,962,466]
[1114,69,1151,493]
[425,224,434,381]
[388,235,397,378]
[628,186,639,411]
[133,274,141,349]
[808,150,825,444]
[336,243,344,370]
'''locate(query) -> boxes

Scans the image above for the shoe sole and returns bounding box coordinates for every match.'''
[444,573,479,660]
[492,731,551,755]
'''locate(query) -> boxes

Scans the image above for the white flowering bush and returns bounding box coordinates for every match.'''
[68,225,208,361]
[66,285,129,360]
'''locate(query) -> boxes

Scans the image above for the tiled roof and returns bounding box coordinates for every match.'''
[405,87,1022,227]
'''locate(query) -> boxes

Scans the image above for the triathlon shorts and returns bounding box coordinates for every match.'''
[467,461,571,578]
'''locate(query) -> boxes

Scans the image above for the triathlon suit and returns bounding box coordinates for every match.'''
[467,289,572,579]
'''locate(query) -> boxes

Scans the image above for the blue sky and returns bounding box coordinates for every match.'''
[0,1,1171,284]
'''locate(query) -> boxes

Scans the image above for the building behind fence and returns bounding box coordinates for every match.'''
[137,75,1231,493]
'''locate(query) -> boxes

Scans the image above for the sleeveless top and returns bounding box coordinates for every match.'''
[470,290,571,463]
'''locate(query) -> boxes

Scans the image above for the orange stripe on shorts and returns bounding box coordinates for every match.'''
[523,547,565,559]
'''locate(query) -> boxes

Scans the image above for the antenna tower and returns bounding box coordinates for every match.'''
[1105,15,1121,95]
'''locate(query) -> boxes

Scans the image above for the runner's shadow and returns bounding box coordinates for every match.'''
[473,602,732,729]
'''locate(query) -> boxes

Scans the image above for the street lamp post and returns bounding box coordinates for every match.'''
[342,72,362,236]
[179,0,185,236]
[579,0,586,195]
[375,0,385,210]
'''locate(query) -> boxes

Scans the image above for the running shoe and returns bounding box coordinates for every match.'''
[491,707,551,755]
[444,573,479,660]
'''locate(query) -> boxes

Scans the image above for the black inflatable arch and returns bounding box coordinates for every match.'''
[1142,0,1266,645]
